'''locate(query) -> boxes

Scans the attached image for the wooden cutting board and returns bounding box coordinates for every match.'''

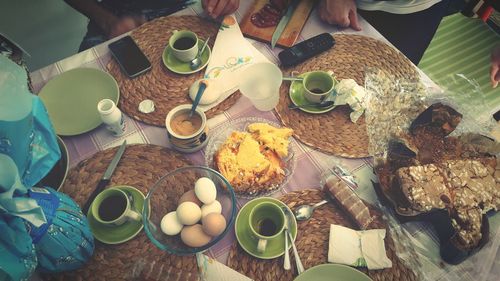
[240,0,316,48]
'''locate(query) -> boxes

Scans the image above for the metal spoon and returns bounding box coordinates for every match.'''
[282,207,291,271]
[190,36,210,70]
[283,207,304,274]
[288,100,335,110]
[294,200,328,221]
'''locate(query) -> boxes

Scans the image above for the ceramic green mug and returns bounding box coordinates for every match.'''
[91,187,141,227]
[303,70,335,103]
[248,201,286,253]
[168,30,199,63]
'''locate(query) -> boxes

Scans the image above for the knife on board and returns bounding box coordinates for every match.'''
[82,140,127,214]
[271,0,301,49]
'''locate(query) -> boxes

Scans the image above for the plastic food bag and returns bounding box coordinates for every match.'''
[362,68,499,279]
[0,55,60,187]
[0,154,44,281]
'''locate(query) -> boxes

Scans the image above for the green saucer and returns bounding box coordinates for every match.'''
[162,39,211,75]
[289,72,336,114]
[87,185,147,245]
[235,197,297,259]
[294,264,373,281]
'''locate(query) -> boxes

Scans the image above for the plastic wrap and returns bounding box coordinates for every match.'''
[363,69,497,163]
[362,69,499,280]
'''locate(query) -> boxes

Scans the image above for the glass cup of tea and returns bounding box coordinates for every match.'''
[239,62,283,111]
[169,30,199,62]
[248,201,286,253]
[91,187,142,227]
[302,70,335,103]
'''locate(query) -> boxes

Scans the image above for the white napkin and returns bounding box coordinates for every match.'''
[328,224,392,270]
[196,253,253,281]
[197,15,270,112]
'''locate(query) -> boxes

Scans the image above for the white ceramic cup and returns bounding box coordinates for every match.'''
[303,70,335,103]
[239,62,283,111]
[165,104,208,153]
[168,30,199,63]
[91,187,141,227]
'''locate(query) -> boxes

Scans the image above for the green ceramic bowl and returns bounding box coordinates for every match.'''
[35,136,69,190]
[294,264,373,281]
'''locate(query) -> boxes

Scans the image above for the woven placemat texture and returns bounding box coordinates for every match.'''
[227,189,417,281]
[107,16,241,127]
[43,144,198,281]
[275,34,418,158]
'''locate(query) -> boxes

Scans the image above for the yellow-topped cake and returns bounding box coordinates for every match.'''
[214,123,293,194]
[247,123,293,158]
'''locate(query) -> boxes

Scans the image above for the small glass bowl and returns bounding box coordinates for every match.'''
[143,166,236,255]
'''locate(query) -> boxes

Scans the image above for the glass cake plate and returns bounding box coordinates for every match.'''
[204,117,296,198]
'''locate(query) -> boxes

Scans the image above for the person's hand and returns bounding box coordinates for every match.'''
[318,0,361,31]
[202,0,239,19]
[491,45,500,88]
[106,15,146,39]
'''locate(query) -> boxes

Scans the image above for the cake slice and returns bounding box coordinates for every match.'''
[247,123,293,158]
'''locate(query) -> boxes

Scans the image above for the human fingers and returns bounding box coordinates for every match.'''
[204,0,217,15]
[348,9,362,31]
[212,0,228,18]
[221,0,239,15]
[491,63,499,88]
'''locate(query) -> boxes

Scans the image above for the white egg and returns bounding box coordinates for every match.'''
[160,211,183,236]
[194,177,217,204]
[176,202,201,225]
[201,200,222,218]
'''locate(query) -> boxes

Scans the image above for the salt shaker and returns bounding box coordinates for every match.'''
[97,99,126,136]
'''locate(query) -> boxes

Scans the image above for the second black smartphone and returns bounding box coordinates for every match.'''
[108,36,151,78]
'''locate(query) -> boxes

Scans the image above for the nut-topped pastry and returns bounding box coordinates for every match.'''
[214,123,293,195]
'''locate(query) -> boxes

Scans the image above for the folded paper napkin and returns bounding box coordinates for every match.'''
[196,253,253,281]
[334,79,367,123]
[198,15,269,112]
[328,224,392,270]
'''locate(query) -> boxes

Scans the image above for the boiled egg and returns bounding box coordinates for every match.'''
[179,190,202,206]
[201,200,222,218]
[194,177,217,204]
[176,202,201,225]
[202,213,226,236]
[181,224,212,247]
[160,211,183,236]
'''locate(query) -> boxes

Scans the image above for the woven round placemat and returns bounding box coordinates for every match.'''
[227,189,417,281]
[43,144,198,281]
[107,16,241,127]
[275,34,419,158]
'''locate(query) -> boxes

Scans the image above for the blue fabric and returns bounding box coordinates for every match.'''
[32,187,94,273]
[0,215,38,281]
[0,55,61,187]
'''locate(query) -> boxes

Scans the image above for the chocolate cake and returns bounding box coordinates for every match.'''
[375,102,499,262]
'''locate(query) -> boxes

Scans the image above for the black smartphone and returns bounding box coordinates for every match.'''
[108,36,151,78]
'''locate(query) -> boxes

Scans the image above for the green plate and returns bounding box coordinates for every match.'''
[87,185,147,245]
[294,264,373,281]
[235,197,297,259]
[38,68,119,136]
[289,72,336,114]
[162,39,211,75]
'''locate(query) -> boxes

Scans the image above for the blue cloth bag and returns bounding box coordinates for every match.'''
[0,55,60,187]
[27,187,95,273]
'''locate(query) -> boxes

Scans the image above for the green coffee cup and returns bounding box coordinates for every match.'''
[91,187,141,227]
[248,201,286,253]
[303,70,335,103]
